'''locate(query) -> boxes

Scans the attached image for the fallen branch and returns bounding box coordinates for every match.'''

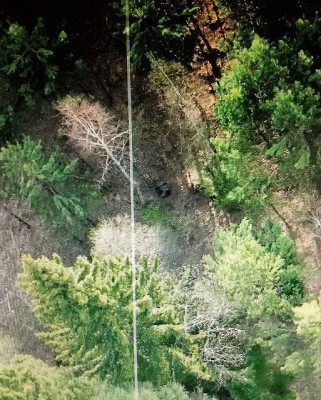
[2,205,31,229]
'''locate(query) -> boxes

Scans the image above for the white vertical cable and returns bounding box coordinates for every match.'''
[125,1,139,400]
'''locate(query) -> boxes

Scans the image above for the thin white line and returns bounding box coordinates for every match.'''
[125,1,139,399]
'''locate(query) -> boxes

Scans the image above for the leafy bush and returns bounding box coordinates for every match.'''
[113,0,196,69]
[0,355,92,400]
[0,18,67,106]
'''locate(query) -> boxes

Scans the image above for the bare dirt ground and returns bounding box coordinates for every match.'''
[0,200,85,364]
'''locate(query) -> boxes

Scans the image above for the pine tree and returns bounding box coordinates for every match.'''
[18,253,211,387]
[214,30,321,170]
[284,292,321,376]
[204,220,296,318]
[0,136,97,237]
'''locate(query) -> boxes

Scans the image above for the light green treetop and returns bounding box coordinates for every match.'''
[284,292,321,375]
[0,354,92,400]
[205,220,292,318]
[18,253,211,387]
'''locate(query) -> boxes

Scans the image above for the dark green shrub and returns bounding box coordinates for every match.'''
[0,18,67,106]
[113,0,196,69]
[0,105,14,143]
[254,221,299,266]
[227,345,295,400]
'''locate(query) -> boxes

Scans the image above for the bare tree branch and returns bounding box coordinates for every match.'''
[180,271,245,382]
[57,96,143,200]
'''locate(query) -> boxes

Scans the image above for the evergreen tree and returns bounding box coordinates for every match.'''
[204,220,302,318]
[284,291,321,376]
[0,136,97,237]
[0,18,67,106]
[214,33,321,170]
[204,221,301,399]
[18,253,211,388]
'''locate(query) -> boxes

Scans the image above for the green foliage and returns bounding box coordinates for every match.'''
[93,381,215,400]
[0,18,67,106]
[254,221,298,265]
[140,203,173,227]
[0,355,214,400]
[205,138,270,213]
[0,136,97,238]
[113,0,196,69]
[205,220,291,318]
[218,0,320,41]
[0,105,14,144]
[201,219,303,398]
[283,291,321,376]
[0,354,92,400]
[228,345,295,400]
[214,29,321,173]
[205,220,303,318]
[18,253,211,388]
[254,220,304,302]
[214,36,286,145]
[204,220,302,397]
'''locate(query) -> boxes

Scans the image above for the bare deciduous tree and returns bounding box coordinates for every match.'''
[181,272,245,384]
[307,209,321,238]
[90,214,182,269]
[57,96,142,198]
